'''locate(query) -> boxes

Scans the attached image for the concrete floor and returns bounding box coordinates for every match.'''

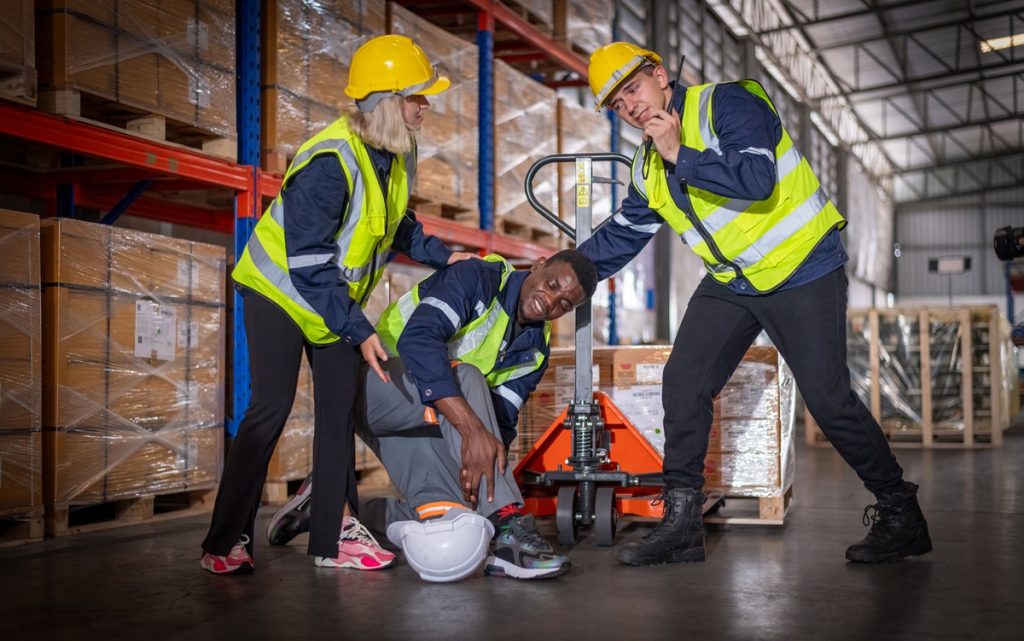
[2,420,1023,641]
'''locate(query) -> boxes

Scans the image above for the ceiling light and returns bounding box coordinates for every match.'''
[980,33,1024,53]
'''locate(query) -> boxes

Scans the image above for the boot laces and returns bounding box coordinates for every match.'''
[508,514,548,549]
[645,491,682,542]
[861,503,901,541]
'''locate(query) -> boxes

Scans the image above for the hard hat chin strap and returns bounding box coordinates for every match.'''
[355,70,440,112]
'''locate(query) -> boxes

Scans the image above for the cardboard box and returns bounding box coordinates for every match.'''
[0,430,42,511]
[0,210,41,285]
[261,0,384,170]
[41,218,225,506]
[704,450,781,489]
[43,430,106,505]
[593,345,673,387]
[36,1,118,97]
[116,0,161,111]
[0,210,40,434]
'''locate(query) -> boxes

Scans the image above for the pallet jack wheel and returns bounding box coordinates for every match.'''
[594,486,618,546]
[556,485,579,547]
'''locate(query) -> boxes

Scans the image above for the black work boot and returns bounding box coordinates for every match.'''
[617,487,706,566]
[846,482,933,563]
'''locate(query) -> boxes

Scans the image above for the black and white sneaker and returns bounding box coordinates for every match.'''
[484,514,571,580]
[267,475,312,545]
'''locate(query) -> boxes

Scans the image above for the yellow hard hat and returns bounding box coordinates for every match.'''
[588,42,662,111]
[345,35,451,107]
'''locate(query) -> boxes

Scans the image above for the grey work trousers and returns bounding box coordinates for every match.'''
[355,358,523,523]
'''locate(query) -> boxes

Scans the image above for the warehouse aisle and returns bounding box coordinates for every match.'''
[3,419,1023,641]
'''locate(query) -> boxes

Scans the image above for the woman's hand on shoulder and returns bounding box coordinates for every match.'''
[447,251,480,266]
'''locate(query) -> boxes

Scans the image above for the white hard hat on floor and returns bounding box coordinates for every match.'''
[386,511,494,583]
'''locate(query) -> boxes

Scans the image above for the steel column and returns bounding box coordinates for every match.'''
[477,9,495,232]
[229,0,261,436]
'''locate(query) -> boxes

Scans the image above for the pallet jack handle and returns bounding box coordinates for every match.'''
[523,153,632,242]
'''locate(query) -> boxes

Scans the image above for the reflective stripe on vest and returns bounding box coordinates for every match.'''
[632,80,845,292]
[376,254,550,388]
[231,116,412,344]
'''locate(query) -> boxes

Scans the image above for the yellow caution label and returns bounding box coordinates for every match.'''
[575,158,592,185]
[577,185,591,208]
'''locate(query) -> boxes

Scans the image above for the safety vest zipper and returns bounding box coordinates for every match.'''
[359,155,393,306]
[676,178,745,280]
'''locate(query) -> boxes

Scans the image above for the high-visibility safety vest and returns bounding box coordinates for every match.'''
[632,80,846,293]
[376,254,551,390]
[232,116,414,344]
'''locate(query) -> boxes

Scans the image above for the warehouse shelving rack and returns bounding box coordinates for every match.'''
[0,0,594,435]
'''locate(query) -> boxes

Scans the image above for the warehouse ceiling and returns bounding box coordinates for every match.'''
[710,0,1024,203]
[400,0,1023,204]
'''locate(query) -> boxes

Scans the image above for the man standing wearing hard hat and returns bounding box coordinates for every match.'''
[579,42,932,567]
[201,35,476,574]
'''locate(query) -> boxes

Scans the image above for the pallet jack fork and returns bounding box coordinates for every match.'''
[515,153,723,547]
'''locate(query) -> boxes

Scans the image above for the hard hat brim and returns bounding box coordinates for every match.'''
[593,59,644,111]
[415,75,451,96]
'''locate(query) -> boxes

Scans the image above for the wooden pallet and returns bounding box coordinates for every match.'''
[0,506,45,548]
[0,63,36,107]
[495,216,562,249]
[409,194,478,227]
[703,486,793,526]
[502,0,555,35]
[38,89,236,161]
[806,306,1015,448]
[45,487,217,538]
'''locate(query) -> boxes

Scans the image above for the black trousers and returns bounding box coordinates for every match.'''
[661,268,907,496]
[202,290,360,558]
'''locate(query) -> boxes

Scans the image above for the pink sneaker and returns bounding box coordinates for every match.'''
[314,516,396,570]
[200,535,254,574]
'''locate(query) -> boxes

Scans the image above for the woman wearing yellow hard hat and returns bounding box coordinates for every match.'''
[579,42,930,568]
[201,34,475,575]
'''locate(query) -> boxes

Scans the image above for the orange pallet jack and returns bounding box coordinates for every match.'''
[515,153,723,547]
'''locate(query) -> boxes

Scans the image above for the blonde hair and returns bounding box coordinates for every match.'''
[343,95,415,155]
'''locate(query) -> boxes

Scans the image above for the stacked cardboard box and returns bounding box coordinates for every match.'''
[0,211,43,515]
[41,218,226,508]
[0,1,36,106]
[261,0,385,172]
[556,99,612,226]
[704,347,794,494]
[504,1,613,55]
[36,0,236,138]
[517,345,795,496]
[260,0,380,169]
[390,3,478,214]
[261,2,479,219]
[563,0,613,55]
[494,59,559,247]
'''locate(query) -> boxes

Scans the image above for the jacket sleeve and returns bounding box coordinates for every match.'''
[671,82,782,201]
[391,209,453,269]
[396,261,500,405]
[576,183,662,280]
[282,154,374,345]
[490,350,550,445]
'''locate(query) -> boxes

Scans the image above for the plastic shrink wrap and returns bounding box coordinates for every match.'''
[0,211,43,518]
[516,345,795,497]
[41,218,226,507]
[37,0,236,139]
[0,0,36,106]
